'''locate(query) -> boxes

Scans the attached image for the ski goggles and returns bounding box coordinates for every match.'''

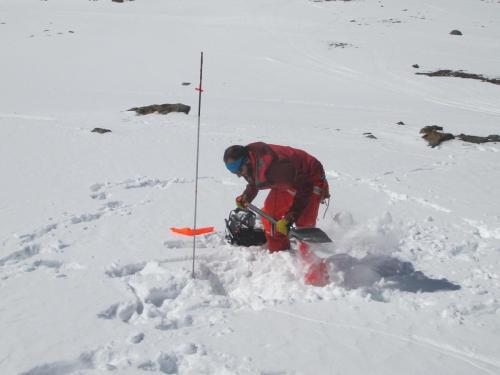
[225,156,246,174]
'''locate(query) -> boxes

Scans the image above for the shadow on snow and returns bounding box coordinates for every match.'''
[326,253,460,293]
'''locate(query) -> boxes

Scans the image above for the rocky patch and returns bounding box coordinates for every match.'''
[91,128,111,134]
[363,132,377,139]
[128,103,191,116]
[328,42,354,49]
[457,134,500,144]
[420,125,500,147]
[416,70,500,85]
[420,126,454,148]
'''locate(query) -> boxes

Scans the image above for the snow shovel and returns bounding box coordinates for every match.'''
[247,203,332,244]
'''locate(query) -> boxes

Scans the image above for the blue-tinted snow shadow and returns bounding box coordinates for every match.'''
[326,253,460,293]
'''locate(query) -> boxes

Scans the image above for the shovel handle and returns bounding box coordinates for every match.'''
[247,203,282,237]
[247,203,331,243]
[247,203,277,224]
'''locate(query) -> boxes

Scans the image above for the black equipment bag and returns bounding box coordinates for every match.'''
[225,208,267,247]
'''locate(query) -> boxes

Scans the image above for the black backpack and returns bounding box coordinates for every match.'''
[225,208,267,247]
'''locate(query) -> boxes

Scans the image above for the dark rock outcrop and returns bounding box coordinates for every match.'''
[416,70,500,85]
[420,126,500,147]
[128,103,191,116]
[92,128,112,134]
[420,126,454,147]
[457,134,500,144]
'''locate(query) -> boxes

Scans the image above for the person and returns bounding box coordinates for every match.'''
[223,142,330,285]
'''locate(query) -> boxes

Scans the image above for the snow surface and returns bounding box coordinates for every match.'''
[1,0,500,374]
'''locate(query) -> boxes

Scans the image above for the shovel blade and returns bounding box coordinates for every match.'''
[290,227,332,243]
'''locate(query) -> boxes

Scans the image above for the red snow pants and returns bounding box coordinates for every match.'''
[261,181,328,286]
[261,182,323,252]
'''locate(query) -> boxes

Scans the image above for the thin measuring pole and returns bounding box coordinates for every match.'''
[192,52,204,278]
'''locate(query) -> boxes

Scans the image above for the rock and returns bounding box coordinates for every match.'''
[397,121,405,126]
[420,126,454,147]
[416,69,500,85]
[128,103,191,116]
[328,42,352,48]
[422,131,454,148]
[420,125,443,133]
[420,127,499,148]
[412,64,420,69]
[363,132,377,139]
[487,135,500,142]
[450,29,463,36]
[457,134,500,144]
[92,128,111,134]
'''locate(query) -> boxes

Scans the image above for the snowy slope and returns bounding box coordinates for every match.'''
[1,0,500,374]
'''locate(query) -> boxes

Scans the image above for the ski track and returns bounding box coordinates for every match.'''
[326,168,500,244]
[266,308,500,375]
[0,113,55,121]
[327,169,454,214]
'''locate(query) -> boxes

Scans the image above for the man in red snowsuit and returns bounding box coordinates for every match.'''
[224,142,330,285]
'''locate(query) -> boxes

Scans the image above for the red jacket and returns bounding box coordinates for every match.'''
[242,142,326,220]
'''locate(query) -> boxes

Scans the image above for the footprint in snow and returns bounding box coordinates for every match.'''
[24,259,63,273]
[70,212,102,225]
[89,182,107,200]
[90,191,107,200]
[100,200,122,211]
[97,301,144,323]
[0,244,41,267]
[18,223,58,244]
[105,262,147,278]
[129,332,145,344]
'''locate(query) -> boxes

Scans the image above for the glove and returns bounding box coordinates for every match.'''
[236,194,249,209]
[275,218,290,236]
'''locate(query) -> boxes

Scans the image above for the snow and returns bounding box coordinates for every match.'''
[1,0,500,374]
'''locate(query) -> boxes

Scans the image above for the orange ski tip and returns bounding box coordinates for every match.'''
[170,226,214,236]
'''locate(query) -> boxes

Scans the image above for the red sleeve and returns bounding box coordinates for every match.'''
[242,182,258,203]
